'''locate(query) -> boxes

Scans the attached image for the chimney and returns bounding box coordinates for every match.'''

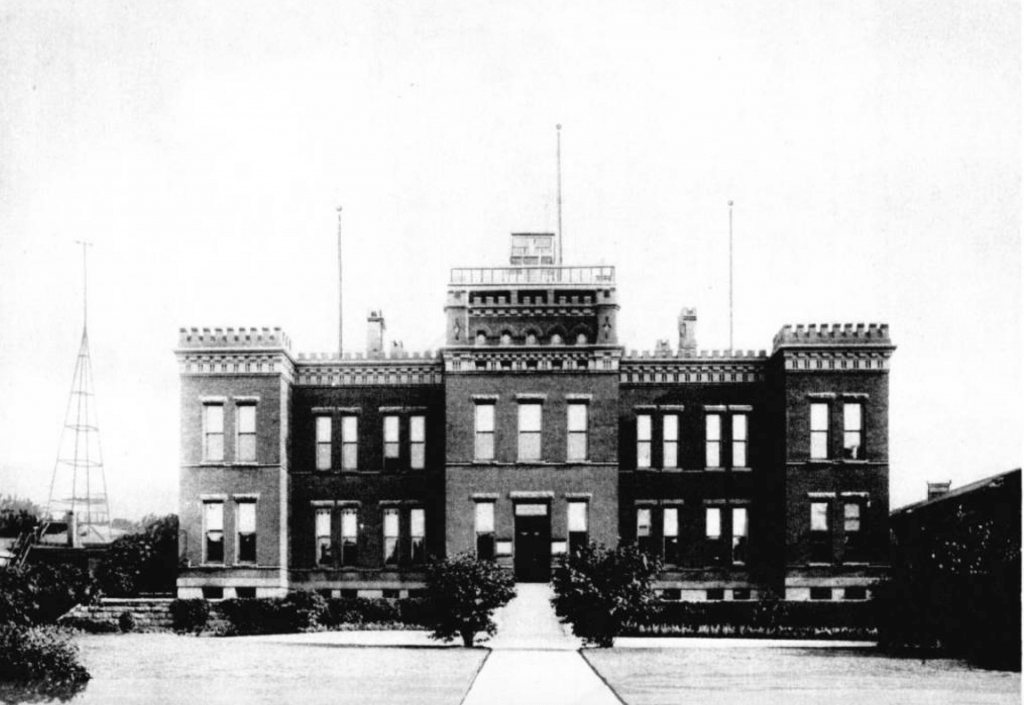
[678,307,697,354]
[367,310,386,358]
[927,481,952,501]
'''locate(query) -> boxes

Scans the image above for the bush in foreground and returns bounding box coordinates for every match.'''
[552,543,661,647]
[169,598,209,633]
[424,554,516,647]
[0,625,90,701]
[0,563,97,628]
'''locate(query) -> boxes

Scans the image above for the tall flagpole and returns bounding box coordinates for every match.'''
[342,206,350,354]
[556,124,563,265]
[728,200,734,352]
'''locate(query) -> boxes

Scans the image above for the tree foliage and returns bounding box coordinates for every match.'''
[96,514,179,596]
[0,625,90,701]
[423,553,516,646]
[0,495,44,538]
[0,563,98,628]
[551,542,662,647]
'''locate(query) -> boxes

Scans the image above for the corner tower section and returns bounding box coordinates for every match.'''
[176,327,295,599]
[770,323,896,601]
[443,236,621,583]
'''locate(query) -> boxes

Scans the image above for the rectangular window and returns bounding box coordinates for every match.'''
[706,414,721,468]
[475,502,495,560]
[810,502,831,562]
[663,507,680,565]
[475,404,495,461]
[341,416,358,470]
[340,507,359,565]
[383,507,400,565]
[236,501,256,563]
[810,403,829,459]
[315,508,332,565]
[518,403,542,461]
[662,415,678,469]
[316,416,332,471]
[236,404,256,462]
[706,507,723,563]
[732,414,748,468]
[383,415,400,461]
[636,507,653,554]
[204,404,224,462]
[731,507,748,565]
[410,508,426,563]
[410,416,426,469]
[843,502,863,561]
[204,501,224,564]
[843,403,863,459]
[567,501,588,554]
[566,403,588,461]
[637,415,652,469]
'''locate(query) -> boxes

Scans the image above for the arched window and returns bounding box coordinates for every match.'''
[475,332,487,346]
[525,331,538,345]
[550,333,564,345]
[500,331,513,346]
[576,332,588,345]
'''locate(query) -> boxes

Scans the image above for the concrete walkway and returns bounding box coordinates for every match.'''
[462,584,623,705]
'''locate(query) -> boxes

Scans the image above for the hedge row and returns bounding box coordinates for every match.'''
[169,594,436,635]
[626,600,878,639]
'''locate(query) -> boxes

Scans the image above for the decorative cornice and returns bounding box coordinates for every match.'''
[620,363,765,385]
[782,351,891,371]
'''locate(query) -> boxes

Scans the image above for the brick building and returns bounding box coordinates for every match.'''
[177,233,895,601]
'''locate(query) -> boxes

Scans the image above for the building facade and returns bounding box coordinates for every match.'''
[177,233,895,601]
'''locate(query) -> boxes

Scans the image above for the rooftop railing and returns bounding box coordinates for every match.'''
[450,266,615,286]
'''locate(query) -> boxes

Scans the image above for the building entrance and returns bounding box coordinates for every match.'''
[514,503,551,582]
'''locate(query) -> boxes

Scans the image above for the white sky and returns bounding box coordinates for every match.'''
[0,1,1019,519]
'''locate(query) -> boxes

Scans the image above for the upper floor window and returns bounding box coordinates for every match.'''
[316,416,332,471]
[410,416,426,469]
[843,403,863,459]
[810,403,829,459]
[566,403,588,461]
[732,414,748,468]
[475,403,495,461]
[236,501,256,563]
[662,415,679,469]
[636,415,652,469]
[706,414,722,468]
[203,501,224,564]
[204,404,224,462]
[383,416,400,461]
[475,501,495,560]
[567,501,588,554]
[341,416,358,470]
[236,404,256,462]
[518,403,542,461]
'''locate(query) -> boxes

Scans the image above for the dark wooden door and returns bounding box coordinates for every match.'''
[514,512,551,582]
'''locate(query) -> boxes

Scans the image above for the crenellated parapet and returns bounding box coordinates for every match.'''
[620,349,769,384]
[773,323,891,350]
[178,327,292,350]
[294,349,443,386]
[772,323,895,372]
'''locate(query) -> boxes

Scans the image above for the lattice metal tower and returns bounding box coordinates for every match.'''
[46,241,111,544]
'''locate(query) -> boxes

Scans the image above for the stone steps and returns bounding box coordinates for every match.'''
[60,598,175,630]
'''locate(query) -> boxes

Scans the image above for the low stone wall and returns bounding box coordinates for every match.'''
[60,598,175,631]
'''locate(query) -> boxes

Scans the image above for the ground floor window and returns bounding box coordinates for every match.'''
[236,501,256,563]
[204,501,224,564]
[341,507,359,565]
[475,502,495,560]
[567,501,588,554]
[810,587,833,601]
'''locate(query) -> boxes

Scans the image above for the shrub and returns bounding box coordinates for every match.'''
[281,590,328,631]
[170,598,209,633]
[96,514,179,597]
[0,563,97,628]
[322,598,402,627]
[424,553,516,646]
[59,616,120,634]
[0,625,90,701]
[118,610,136,633]
[551,542,661,647]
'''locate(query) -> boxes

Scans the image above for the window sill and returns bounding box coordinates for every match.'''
[704,467,725,472]
[731,467,752,472]
[807,562,836,567]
